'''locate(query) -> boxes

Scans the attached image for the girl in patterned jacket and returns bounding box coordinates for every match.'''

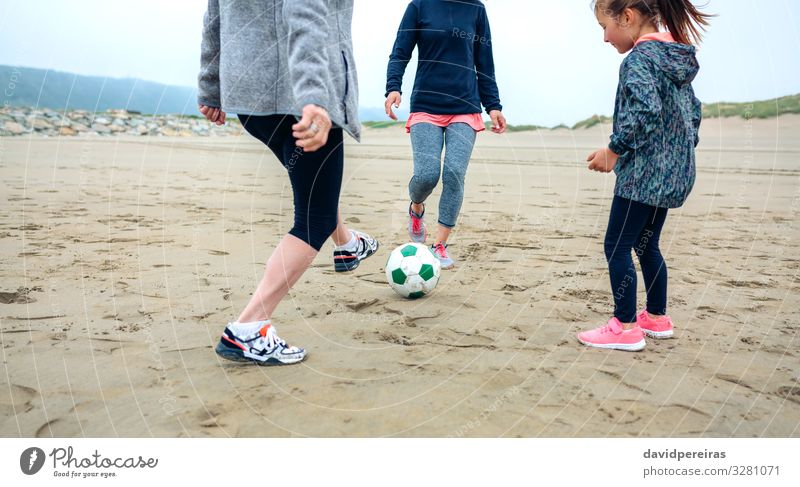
[577,0,713,351]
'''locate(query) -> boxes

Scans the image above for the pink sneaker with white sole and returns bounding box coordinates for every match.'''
[576,317,646,351]
[636,310,674,338]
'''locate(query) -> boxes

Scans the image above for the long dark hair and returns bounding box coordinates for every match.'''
[593,0,714,45]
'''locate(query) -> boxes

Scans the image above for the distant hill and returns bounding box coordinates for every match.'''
[2,66,797,126]
[0,65,410,120]
[702,94,800,119]
[0,65,197,114]
[567,94,800,132]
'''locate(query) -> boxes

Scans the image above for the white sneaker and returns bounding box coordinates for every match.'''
[333,230,379,272]
[215,321,306,365]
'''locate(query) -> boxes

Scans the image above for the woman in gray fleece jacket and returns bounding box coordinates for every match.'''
[198,0,378,366]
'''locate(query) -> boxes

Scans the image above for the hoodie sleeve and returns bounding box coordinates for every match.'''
[690,87,702,147]
[609,59,662,156]
[474,7,502,113]
[282,0,331,111]
[385,2,418,96]
[197,0,221,108]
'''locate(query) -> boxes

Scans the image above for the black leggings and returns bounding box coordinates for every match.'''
[604,195,669,323]
[238,114,343,251]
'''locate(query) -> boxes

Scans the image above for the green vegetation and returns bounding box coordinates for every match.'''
[571,114,613,130]
[702,94,800,119]
[484,121,547,132]
[361,120,405,129]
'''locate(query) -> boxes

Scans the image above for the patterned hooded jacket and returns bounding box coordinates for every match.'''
[608,38,702,209]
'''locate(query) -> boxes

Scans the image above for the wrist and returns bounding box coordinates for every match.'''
[608,137,628,156]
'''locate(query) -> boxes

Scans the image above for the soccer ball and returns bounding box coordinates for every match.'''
[385,243,441,299]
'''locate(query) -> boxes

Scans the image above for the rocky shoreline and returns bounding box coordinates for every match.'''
[0,107,243,137]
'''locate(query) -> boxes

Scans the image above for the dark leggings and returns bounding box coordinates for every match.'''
[238,114,343,251]
[604,195,669,323]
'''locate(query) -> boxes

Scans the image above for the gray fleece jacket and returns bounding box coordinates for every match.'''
[198,0,360,141]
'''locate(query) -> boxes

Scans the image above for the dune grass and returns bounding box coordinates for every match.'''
[360,94,800,131]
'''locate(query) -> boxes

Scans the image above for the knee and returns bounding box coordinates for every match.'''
[294,210,337,251]
[310,220,338,251]
[410,171,440,194]
[636,247,664,268]
[635,238,662,262]
[316,212,338,244]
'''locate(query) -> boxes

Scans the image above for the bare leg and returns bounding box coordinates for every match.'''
[434,224,452,246]
[237,234,318,323]
[330,211,352,247]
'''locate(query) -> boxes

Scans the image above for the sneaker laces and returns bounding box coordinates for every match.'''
[411,215,422,234]
[257,324,287,350]
[355,235,366,255]
[433,243,448,258]
[409,204,424,234]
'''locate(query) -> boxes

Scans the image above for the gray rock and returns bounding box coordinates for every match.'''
[3,121,26,135]
[30,120,51,130]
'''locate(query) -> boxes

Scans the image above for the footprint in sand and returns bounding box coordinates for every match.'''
[0,287,38,304]
[0,383,38,416]
[775,385,800,405]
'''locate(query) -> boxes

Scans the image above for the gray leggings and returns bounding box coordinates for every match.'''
[408,122,477,228]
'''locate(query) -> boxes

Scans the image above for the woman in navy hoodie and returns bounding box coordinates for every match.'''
[385,0,506,269]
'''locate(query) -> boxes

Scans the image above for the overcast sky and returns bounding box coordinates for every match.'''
[1,0,798,126]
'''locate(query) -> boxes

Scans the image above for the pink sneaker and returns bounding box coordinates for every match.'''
[576,317,646,351]
[636,310,674,338]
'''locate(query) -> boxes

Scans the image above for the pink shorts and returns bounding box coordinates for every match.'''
[405,112,485,133]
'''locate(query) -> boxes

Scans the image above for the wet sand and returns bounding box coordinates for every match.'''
[1,115,798,437]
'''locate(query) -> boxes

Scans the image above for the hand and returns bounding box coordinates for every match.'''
[385,91,402,121]
[199,104,226,125]
[489,110,506,134]
[292,104,331,152]
[587,147,619,173]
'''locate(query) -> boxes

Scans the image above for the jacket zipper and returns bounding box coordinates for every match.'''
[341,51,349,125]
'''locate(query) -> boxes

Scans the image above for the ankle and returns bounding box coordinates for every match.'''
[336,231,357,250]
[410,202,424,215]
[620,322,637,330]
[231,319,269,333]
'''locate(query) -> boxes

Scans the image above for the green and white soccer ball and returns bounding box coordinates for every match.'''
[385,243,441,299]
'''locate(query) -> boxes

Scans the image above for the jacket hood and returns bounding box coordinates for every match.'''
[635,40,699,86]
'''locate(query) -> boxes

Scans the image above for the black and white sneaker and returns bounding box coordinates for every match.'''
[215,321,306,365]
[333,230,379,272]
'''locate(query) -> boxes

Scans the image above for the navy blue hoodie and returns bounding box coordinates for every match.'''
[386,0,502,115]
